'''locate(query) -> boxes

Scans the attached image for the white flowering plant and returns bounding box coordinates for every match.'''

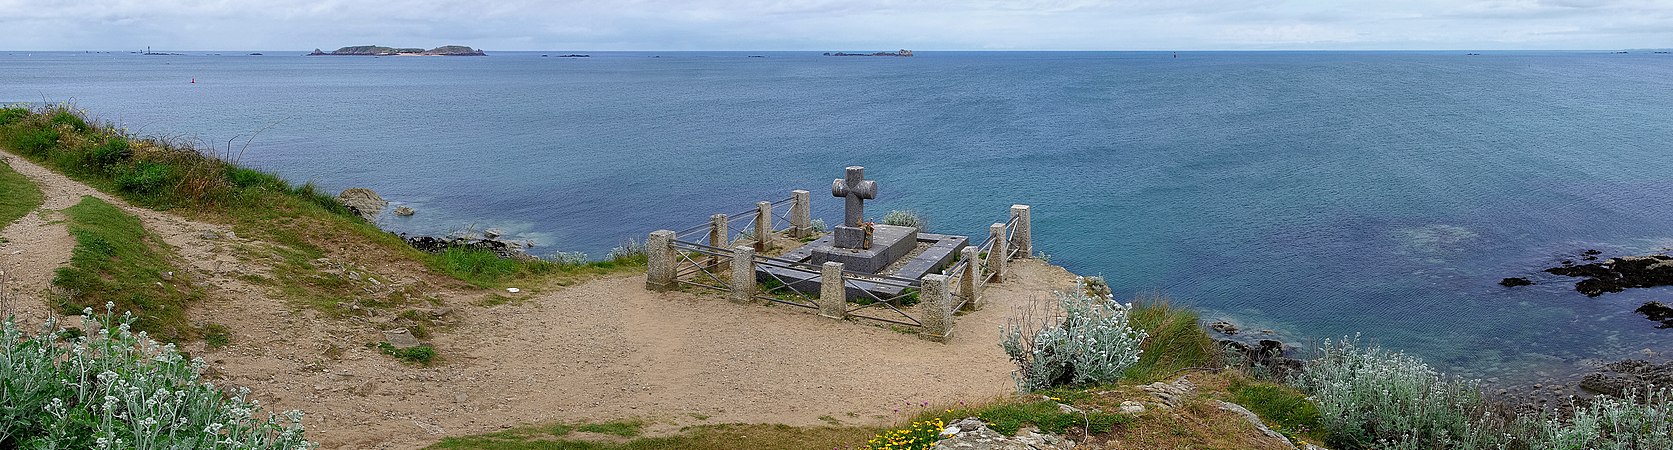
[0,304,313,449]
[1292,336,1505,449]
[1001,277,1146,392]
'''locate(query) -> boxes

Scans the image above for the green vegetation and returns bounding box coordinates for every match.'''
[52,196,201,342]
[1002,277,1147,392]
[0,105,640,332]
[0,309,311,448]
[880,209,928,231]
[1229,379,1322,440]
[1123,296,1219,383]
[0,157,44,229]
[378,342,437,365]
[201,322,232,348]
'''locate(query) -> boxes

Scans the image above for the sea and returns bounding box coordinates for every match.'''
[4,50,1671,384]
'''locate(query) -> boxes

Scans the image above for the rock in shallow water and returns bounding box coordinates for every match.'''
[1634,301,1673,329]
[1543,254,1673,297]
[1499,277,1534,287]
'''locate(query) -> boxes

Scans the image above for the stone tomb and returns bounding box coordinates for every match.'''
[757,166,967,297]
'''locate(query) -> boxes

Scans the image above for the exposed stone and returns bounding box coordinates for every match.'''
[1210,320,1240,335]
[1218,400,1296,449]
[931,418,1073,450]
[1140,376,1196,409]
[1635,301,1673,328]
[483,228,504,239]
[1579,359,1673,397]
[382,329,422,349]
[1499,277,1533,287]
[393,206,415,216]
[1119,400,1146,414]
[1543,254,1673,297]
[337,188,387,221]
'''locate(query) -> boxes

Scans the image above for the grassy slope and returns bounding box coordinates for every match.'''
[0,157,45,231]
[0,106,643,342]
[54,196,201,342]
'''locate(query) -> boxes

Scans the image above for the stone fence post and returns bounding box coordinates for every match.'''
[790,190,811,239]
[709,214,729,247]
[989,223,1008,281]
[819,262,847,319]
[755,201,772,252]
[959,247,982,311]
[1010,204,1031,258]
[730,245,755,303]
[646,230,677,291]
[920,274,954,342]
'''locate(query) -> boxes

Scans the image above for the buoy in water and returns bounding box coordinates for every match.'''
[190,77,195,83]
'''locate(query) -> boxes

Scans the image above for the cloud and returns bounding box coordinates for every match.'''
[0,0,1668,50]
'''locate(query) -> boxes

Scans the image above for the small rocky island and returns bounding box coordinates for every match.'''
[308,45,486,56]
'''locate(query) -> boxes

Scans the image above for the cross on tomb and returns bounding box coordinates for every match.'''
[830,166,876,228]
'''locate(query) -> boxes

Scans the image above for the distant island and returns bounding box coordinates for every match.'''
[307,45,486,56]
[823,49,914,57]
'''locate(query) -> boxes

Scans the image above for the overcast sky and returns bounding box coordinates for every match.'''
[2,0,1669,51]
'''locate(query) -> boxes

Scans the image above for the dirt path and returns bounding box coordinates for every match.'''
[0,150,1080,450]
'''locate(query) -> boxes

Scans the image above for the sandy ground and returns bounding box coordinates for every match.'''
[0,150,1081,449]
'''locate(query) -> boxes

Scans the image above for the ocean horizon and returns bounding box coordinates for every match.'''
[5,49,1671,386]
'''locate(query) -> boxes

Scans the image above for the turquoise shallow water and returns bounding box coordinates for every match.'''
[4,50,1671,383]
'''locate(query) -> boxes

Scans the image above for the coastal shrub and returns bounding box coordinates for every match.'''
[882,209,929,231]
[1001,277,1147,392]
[48,108,89,131]
[809,218,827,233]
[84,137,131,173]
[1293,336,1507,449]
[0,107,27,126]
[0,305,313,448]
[549,251,589,266]
[4,125,60,156]
[1519,388,1673,449]
[114,160,177,196]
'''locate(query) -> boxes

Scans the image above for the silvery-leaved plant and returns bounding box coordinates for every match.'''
[1,303,314,448]
[1001,277,1146,392]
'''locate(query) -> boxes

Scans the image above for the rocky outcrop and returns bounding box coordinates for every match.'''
[1217,400,1295,448]
[1499,277,1533,287]
[1579,359,1673,397]
[402,233,530,258]
[931,418,1072,450]
[1211,320,1306,378]
[338,188,387,221]
[1543,254,1673,297]
[1635,301,1673,328]
[393,206,415,217]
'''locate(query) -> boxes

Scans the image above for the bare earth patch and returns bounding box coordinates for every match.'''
[1,148,1082,450]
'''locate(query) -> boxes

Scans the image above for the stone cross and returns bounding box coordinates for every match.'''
[830,166,877,227]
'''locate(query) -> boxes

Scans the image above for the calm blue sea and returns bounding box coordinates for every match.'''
[4,50,1671,383]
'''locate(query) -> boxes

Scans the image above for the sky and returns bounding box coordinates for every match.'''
[1,0,1670,51]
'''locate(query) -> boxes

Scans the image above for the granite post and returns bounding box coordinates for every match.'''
[709,214,729,247]
[819,262,847,319]
[959,246,982,311]
[790,190,811,239]
[919,274,954,342]
[990,223,1008,281]
[708,214,728,268]
[645,230,677,291]
[754,201,772,252]
[730,245,755,303]
[1011,204,1032,258]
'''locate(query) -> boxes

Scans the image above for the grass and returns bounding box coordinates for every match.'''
[201,322,233,348]
[378,342,437,365]
[52,196,201,342]
[0,157,44,229]
[1123,296,1220,383]
[426,422,873,450]
[1228,379,1323,442]
[0,105,645,333]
